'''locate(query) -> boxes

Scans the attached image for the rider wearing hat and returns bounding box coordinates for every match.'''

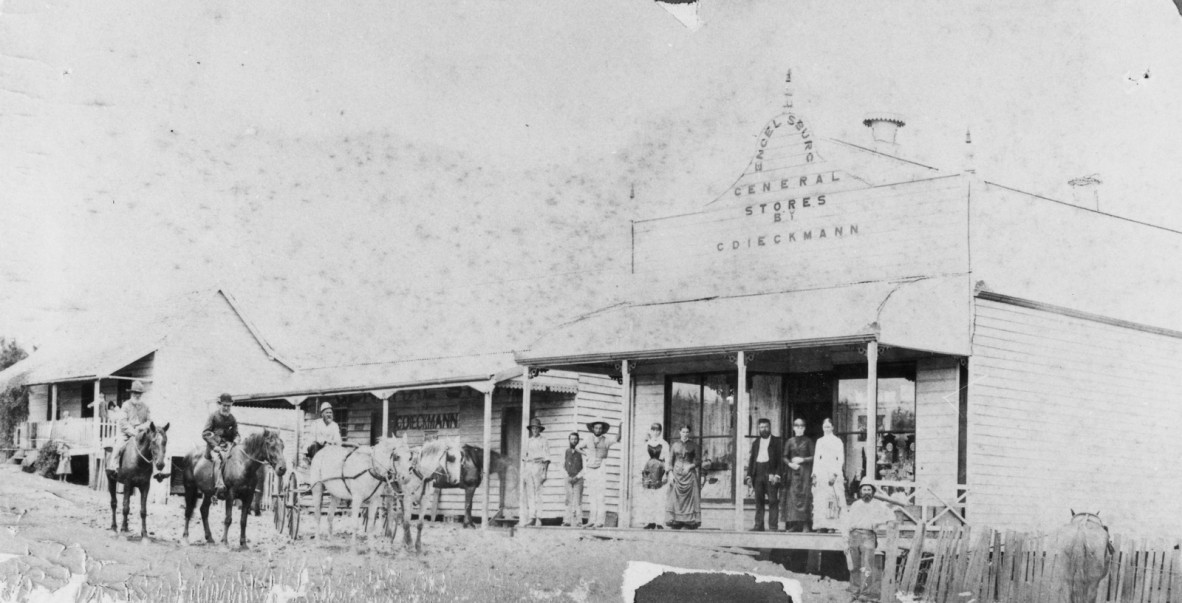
[575,419,621,529]
[521,417,551,527]
[307,401,342,460]
[110,380,152,477]
[202,393,240,499]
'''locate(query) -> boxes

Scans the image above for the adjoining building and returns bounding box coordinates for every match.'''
[516,103,1182,540]
[0,290,295,488]
[232,352,622,525]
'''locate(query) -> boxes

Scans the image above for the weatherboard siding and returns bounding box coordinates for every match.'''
[914,358,960,505]
[968,297,1182,537]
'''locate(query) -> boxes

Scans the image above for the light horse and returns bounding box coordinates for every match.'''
[402,438,468,550]
[106,422,171,538]
[1055,510,1114,603]
[181,430,288,548]
[307,437,408,547]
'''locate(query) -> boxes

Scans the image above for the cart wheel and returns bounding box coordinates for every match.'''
[286,472,301,539]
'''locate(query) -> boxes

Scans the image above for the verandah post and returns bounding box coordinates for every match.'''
[866,341,878,486]
[734,350,748,532]
[520,367,532,525]
[619,360,633,528]
[482,385,493,530]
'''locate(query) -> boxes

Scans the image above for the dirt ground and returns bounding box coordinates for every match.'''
[0,464,858,602]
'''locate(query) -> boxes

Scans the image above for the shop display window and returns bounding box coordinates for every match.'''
[667,372,786,502]
[834,364,916,487]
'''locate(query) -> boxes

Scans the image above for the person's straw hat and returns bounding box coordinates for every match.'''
[527,417,545,432]
[319,401,333,414]
[585,420,610,434]
[130,380,145,393]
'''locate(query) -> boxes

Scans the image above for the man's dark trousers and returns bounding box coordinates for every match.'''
[752,462,779,530]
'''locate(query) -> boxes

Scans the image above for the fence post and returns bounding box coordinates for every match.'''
[880,522,900,601]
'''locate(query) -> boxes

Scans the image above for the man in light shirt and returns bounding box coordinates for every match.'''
[844,482,899,599]
[307,401,342,460]
[575,420,620,529]
[744,418,783,531]
[520,417,551,527]
[110,380,152,477]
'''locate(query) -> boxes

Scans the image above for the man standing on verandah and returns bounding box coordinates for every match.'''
[576,420,620,529]
[744,418,782,531]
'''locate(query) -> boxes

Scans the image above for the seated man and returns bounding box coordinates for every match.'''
[202,393,240,499]
[110,380,151,477]
[306,401,342,460]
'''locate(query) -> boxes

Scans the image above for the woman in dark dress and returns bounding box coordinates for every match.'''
[781,418,814,532]
[666,425,701,529]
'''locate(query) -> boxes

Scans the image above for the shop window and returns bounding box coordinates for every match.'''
[834,364,916,488]
[668,373,786,502]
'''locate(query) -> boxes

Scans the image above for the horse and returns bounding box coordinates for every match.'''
[306,437,408,547]
[1055,510,1113,603]
[106,422,171,538]
[400,438,465,551]
[181,429,288,548]
[417,443,507,529]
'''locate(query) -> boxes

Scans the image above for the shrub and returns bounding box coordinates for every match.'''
[33,440,63,479]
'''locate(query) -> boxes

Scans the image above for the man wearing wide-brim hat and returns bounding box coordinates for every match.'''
[110,380,152,478]
[575,419,621,528]
[520,417,551,527]
[844,482,899,599]
[307,400,343,461]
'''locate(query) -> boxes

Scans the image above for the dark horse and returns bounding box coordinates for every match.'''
[418,443,507,529]
[1056,510,1114,603]
[181,430,287,548]
[106,422,171,537]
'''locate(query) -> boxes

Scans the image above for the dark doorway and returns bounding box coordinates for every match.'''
[786,372,834,439]
[500,406,521,514]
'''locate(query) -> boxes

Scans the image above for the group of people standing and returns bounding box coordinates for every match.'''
[521,417,621,528]
[746,416,848,533]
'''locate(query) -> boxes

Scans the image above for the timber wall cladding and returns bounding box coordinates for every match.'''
[969,298,1182,536]
[915,358,960,504]
[631,175,969,301]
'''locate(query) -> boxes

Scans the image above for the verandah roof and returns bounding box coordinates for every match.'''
[517,275,971,365]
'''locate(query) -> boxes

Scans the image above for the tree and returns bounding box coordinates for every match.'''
[0,338,29,456]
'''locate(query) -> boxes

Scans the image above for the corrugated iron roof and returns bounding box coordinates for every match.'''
[517,276,972,365]
[233,351,577,400]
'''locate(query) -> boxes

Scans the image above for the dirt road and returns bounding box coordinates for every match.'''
[0,464,852,601]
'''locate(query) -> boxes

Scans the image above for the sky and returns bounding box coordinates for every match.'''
[2,0,1181,366]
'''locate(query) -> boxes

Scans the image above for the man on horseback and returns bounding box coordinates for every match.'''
[307,401,342,460]
[202,393,239,499]
[109,380,151,479]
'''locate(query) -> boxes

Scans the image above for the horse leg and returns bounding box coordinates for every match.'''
[311,482,324,540]
[463,486,475,528]
[138,484,150,541]
[239,491,252,549]
[221,490,233,545]
[349,496,363,549]
[183,487,196,541]
[414,483,427,553]
[121,482,133,532]
[108,476,119,532]
[200,492,214,543]
[326,494,335,538]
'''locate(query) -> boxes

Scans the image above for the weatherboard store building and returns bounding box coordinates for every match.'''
[516,105,1182,544]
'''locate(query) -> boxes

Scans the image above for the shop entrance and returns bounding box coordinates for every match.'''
[500,406,521,515]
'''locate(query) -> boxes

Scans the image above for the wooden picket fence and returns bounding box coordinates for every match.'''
[877,525,1182,602]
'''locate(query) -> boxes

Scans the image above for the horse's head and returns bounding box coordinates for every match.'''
[145,422,170,479]
[375,435,414,485]
[419,438,464,486]
[261,429,287,477]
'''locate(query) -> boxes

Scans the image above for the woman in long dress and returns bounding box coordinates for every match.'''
[666,425,701,529]
[781,418,814,532]
[811,418,845,532]
[638,423,670,529]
